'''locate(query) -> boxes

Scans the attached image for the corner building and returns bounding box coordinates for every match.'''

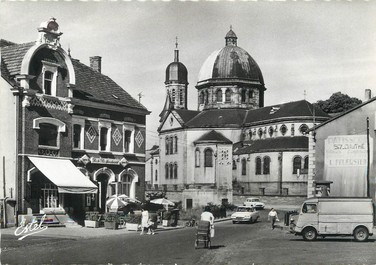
[153,29,330,209]
[0,19,149,226]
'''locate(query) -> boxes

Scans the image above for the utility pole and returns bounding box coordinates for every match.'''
[366,117,370,198]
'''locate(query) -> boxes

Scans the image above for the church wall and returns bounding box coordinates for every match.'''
[0,78,17,200]
[158,130,186,186]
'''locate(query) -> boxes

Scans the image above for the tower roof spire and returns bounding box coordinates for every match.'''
[174,36,179,62]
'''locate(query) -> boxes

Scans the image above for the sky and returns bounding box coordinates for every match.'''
[2,1,376,149]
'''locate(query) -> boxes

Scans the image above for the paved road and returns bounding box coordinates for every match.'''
[2,211,376,264]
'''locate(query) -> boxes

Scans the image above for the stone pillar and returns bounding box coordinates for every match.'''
[307,131,316,198]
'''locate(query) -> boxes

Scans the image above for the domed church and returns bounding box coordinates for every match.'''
[150,29,330,209]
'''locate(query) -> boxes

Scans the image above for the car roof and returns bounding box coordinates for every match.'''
[238,206,254,208]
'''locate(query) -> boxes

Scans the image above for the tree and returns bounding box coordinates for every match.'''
[314,92,362,114]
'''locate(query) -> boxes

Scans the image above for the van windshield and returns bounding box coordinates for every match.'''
[302,203,317,213]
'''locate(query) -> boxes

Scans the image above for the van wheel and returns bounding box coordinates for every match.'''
[354,227,369,242]
[302,227,317,241]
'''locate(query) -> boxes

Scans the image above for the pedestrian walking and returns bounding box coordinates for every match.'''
[201,206,215,238]
[268,208,279,229]
[140,208,149,235]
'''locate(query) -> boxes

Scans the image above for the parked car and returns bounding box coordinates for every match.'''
[243,197,265,210]
[231,206,260,224]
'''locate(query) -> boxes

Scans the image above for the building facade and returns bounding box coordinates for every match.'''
[150,29,330,210]
[0,19,149,226]
[308,93,375,202]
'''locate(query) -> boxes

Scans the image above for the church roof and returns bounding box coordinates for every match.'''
[173,109,201,124]
[1,39,148,113]
[185,109,247,128]
[233,136,308,155]
[194,130,232,144]
[243,100,330,126]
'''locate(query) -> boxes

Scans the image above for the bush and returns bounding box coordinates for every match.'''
[179,207,202,221]
[85,211,101,221]
[125,214,142,224]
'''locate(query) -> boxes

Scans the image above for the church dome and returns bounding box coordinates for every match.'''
[165,61,188,84]
[165,46,188,85]
[197,29,264,87]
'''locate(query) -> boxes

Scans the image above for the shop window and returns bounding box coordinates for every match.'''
[39,123,58,147]
[293,156,302,174]
[216,89,222,102]
[241,158,247,175]
[195,148,200,167]
[263,156,270,174]
[255,157,262,175]
[119,174,132,196]
[41,183,58,209]
[204,148,213,167]
[225,89,231,102]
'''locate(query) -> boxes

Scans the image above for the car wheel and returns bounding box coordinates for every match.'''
[207,240,211,249]
[354,227,369,242]
[254,216,259,223]
[302,227,317,241]
[195,240,198,249]
[232,221,236,224]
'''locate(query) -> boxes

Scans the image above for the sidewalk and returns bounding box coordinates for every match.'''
[1,216,233,240]
[1,224,184,240]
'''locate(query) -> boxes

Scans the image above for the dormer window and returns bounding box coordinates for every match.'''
[42,60,59,96]
[44,71,53,95]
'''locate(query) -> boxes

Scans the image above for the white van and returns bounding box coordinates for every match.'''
[291,197,374,242]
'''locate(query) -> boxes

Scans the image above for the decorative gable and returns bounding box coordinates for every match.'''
[159,112,183,132]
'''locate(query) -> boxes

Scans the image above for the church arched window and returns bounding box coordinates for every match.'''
[241,89,246,103]
[225,89,232,102]
[249,90,254,100]
[204,148,213,167]
[268,126,274,137]
[165,163,169,179]
[258,128,263,139]
[293,156,302,174]
[199,91,204,104]
[303,156,309,173]
[169,163,174,179]
[174,136,178,153]
[216,89,222,102]
[299,124,309,135]
[169,137,174,154]
[263,156,270,174]
[195,148,200,167]
[255,157,262,175]
[241,158,247,175]
[165,137,169,155]
[174,163,178,179]
[232,159,237,170]
[204,91,209,104]
[280,124,288,136]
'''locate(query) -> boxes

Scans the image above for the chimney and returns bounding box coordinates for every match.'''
[365,89,372,101]
[90,56,102,73]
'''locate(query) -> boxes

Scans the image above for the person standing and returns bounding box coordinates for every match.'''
[201,206,215,238]
[140,208,149,235]
[268,208,279,229]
